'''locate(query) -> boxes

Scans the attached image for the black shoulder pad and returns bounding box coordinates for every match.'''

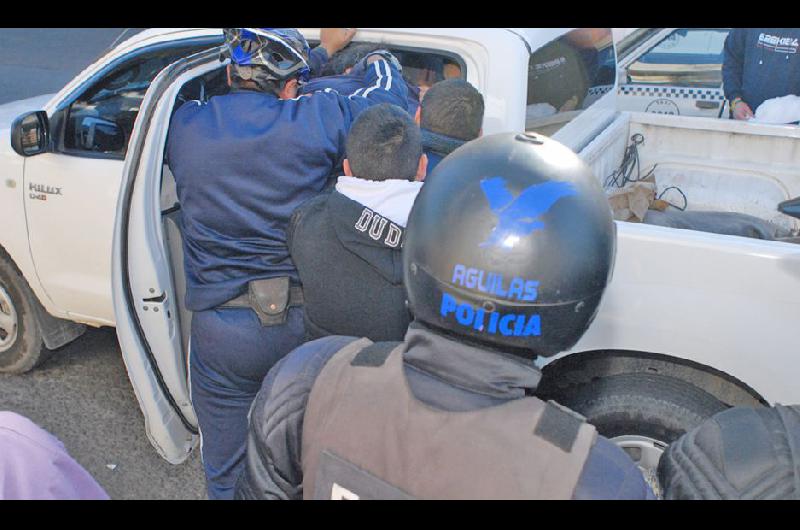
[534,400,586,453]
[350,341,401,367]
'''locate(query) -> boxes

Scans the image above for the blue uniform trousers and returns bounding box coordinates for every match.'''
[189,305,305,500]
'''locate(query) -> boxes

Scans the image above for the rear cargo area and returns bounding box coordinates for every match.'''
[580,112,800,236]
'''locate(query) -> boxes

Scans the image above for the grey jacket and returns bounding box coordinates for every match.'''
[234,324,654,500]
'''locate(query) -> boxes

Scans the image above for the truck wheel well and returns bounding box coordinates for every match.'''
[0,244,86,351]
[537,350,767,408]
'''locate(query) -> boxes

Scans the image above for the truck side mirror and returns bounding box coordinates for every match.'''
[10,111,49,157]
[778,197,800,220]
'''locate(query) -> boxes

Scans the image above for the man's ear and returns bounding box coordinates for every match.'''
[343,159,353,177]
[279,78,300,100]
[478,127,483,138]
[414,105,422,125]
[415,153,428,182]
[226,64,233,87]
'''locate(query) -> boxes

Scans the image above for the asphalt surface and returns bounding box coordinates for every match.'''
[0,28,207,500]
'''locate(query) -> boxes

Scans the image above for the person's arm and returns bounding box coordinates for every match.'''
[234,336,360,500]
[722,29,753,119]
[308,28,358,76]
[572,436,656,500]
[307,47,329,77]
[310,52,409,172]
[345,52,409,109]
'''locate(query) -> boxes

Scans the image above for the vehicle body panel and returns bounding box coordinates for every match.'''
[0,28,224,325]
[546,219,800,405]
[112,52,225,462]
[0,94,56,126]
[0,129,53,312]
[23,153,122,325]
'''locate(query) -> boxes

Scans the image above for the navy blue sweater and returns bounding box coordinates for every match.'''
[301,61,421,115]
[723,29,800,111]
[167,60,408,311]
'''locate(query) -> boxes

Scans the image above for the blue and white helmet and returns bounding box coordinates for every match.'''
[223,28,311,83]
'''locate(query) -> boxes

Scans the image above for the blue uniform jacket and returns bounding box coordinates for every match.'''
[235,325,655,500]
[301,61,421,115]
[167,59,408,311]
[723,28,800,111]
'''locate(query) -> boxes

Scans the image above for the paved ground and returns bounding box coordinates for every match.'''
[0,328,206,499]
[0,28,207,500]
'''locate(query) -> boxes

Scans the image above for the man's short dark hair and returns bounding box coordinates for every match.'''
[420,79,484,141]
[346,104,422,182]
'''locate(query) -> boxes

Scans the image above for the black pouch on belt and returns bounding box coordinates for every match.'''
[248,277,290,326]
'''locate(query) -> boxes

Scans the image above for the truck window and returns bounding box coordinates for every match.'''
[626,28,730,88]
[307,39,466,100]
[525,28,616,136]
[59,40,220,159]
[391,50,465,99]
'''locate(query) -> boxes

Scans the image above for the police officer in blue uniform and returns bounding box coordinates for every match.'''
[234,133,654,500]
[723,28,800,121]
[166,27,408,499]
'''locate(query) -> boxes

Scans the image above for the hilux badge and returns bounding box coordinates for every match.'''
[28,182,63,201]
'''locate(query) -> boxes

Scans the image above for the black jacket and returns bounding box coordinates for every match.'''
[287,190,411,342]
[421,128,467,176]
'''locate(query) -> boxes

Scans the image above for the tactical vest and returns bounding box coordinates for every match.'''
[301,338,598,500]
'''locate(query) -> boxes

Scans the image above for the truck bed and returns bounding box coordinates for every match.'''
[580,112,800,234]
[553,111,800,406]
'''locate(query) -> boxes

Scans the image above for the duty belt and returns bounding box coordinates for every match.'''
[219,277,304,327]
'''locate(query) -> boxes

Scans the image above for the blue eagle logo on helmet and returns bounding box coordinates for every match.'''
[480,176,577,248]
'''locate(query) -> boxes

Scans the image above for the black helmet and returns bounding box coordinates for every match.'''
[403,132,616,359]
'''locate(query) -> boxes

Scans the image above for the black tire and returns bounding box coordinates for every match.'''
[0,253,51,373]
[549,372,728,443]
[545,372,729,498]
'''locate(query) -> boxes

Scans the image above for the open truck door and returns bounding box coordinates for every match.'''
[111,47,225,463]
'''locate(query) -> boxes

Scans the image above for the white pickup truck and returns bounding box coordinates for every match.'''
[2,28,799,484]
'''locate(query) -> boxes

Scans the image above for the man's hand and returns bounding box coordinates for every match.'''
[320,28,357,58]
[732,98,754,120]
